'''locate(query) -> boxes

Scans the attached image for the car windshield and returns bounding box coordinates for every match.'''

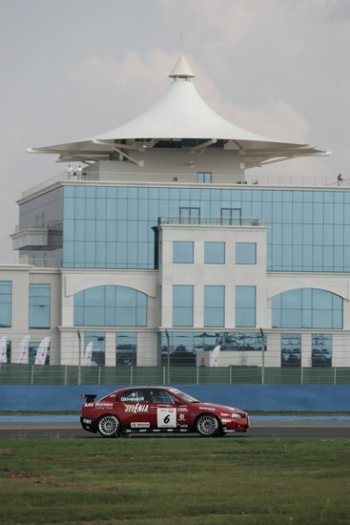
[170,389,199,403]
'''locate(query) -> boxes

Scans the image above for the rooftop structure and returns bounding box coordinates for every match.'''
[28,55,329,170]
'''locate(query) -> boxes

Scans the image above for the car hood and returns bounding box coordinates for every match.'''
[194,402,244,414]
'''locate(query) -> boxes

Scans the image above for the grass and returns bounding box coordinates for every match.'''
[0,437,349,524]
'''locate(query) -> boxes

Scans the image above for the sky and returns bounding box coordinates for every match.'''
[0,0,349,258]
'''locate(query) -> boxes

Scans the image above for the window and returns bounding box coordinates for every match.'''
[312,334,332,367]
[204,285,225,327]
[28,340,50,365]
[197,172,212,183]
[29,284,50,329]
[281,334,301,367]
[173,285,193,327]
[116,332,137,367]
[74,285,147,327]
[149,389,176,404]
[179,207,200,224]
[272,288,342,329]
[0,337,11,363]
[0,281,12,327]
[221,208,242,225]
[117,390,147,402]
[235,286,256,327]
[236,242,256,264]
[84,332,105,366]
[204,242,225,264]
[173,241,194,264]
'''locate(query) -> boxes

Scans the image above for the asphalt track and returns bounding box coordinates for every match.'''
[1,416,350,439]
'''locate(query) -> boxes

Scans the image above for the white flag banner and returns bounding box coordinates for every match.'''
[82,342,93,366]
[209,344,221,367]
[18,336,30,364]
[34,337,50,365]
[0,336,7,364]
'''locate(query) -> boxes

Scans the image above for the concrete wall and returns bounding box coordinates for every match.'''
[1,384,349,412]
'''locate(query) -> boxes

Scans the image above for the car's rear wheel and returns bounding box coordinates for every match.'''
[196,413,220,437]
[97,415,120,437]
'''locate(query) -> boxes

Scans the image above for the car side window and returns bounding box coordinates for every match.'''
[149,390,176,404]
[118,390,146,402]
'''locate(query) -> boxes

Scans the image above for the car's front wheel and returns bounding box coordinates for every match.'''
[196,413,220,437]
[97,415,120,437]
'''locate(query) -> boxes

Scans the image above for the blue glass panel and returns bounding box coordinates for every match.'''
[173,241,194,264]
[60,185,350,272]
[173,285,193,327]
[272,288,343,329]
[29,284,50,329]
[204,285,224,327]
[84,332,105,366]
[0,281,12,327]
[312,334,332,367]
[116,332,137,367]
[235,242,257,265]
[281,334,301,367]
[74,285,147,327]
[204,242,225,264]
[235,286,256,327]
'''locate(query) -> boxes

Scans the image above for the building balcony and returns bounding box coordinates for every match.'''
[11,226,48,250]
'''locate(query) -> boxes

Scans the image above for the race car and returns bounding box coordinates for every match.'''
[80,386,249,437]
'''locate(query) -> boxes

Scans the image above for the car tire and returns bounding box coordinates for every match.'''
[196,413,220,437]
[97,415,120,438]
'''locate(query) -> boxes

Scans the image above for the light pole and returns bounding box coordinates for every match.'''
[259,328,265,385]
[77,330,82,386]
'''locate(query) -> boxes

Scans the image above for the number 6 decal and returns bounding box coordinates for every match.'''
[157,408,176,427]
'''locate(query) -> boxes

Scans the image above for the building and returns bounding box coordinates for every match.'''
[1,55,350,375]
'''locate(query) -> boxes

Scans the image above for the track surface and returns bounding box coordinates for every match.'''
[1,418,350,439]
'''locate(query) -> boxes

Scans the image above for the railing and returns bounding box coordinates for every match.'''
[0,364,349,386]
[158,217,262,226]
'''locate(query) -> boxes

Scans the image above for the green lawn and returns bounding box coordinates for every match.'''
[0,437,349,525]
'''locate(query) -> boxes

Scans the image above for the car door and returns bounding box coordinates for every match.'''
[116,389,152,431]
[147,389,189,431]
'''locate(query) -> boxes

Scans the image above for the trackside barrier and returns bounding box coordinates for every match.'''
[0,384,349,412]
[0,364,350,386]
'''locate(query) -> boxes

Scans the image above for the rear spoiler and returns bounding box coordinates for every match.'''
[81,393,97,403]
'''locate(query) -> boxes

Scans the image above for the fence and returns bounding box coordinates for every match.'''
[1,363,350,386]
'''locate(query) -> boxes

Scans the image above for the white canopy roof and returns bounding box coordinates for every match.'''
[28,55,330,168]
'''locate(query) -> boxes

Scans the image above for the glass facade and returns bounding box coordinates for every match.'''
[19,187,63,267]
[161,331,263,359]
[197,171,212,183]
[312,334,332,367]
[173,241,194,263]
[235,286,256,327]
[0,281,12,327]
[84,332,105,366]
[60,186,350,272]
[29,284,50,329]
[272,288,342,329]
[28,341,50,365]
[204,242,225,264]
[204,285,225,327]
[116,332,137,367]
[281,334,301,367]
[74,285,147,327]
[236,242,256,264]
[173,285,193,327]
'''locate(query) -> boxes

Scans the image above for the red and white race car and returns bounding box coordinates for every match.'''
[81,386,249,437]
